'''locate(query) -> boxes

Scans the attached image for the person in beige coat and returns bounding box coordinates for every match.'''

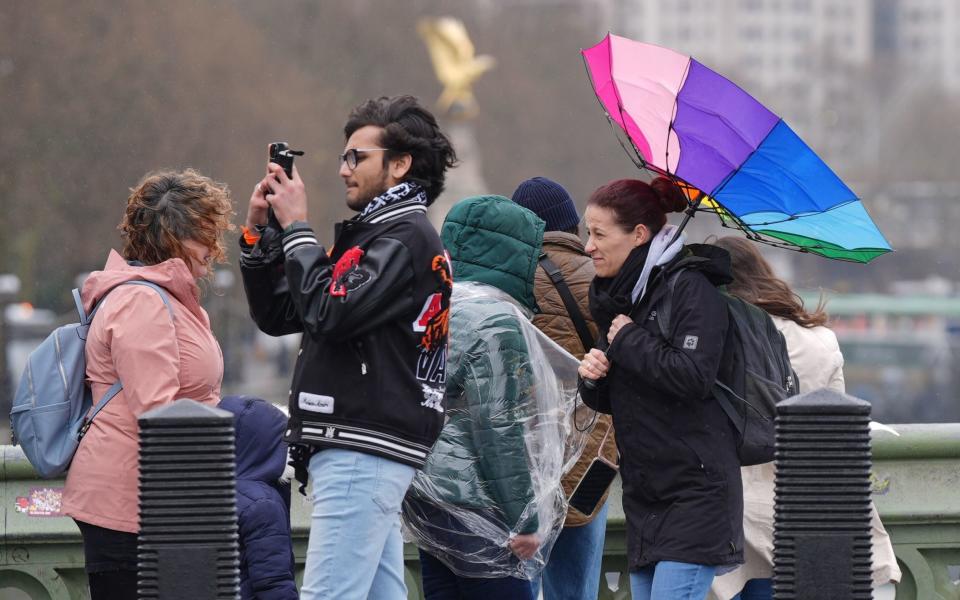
[708,236,901,600]
[512,177,619,600]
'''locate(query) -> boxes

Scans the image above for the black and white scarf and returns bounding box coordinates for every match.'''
[358,181,428,223]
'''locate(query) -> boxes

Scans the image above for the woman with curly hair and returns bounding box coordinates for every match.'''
[62,169,234,600]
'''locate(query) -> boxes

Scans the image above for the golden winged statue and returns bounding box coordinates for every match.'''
[417,17,496,119]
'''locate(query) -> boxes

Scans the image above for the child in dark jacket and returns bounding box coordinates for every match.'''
[219,395,298,600]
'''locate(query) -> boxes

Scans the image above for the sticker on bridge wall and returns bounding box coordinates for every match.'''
[15,487,64,517]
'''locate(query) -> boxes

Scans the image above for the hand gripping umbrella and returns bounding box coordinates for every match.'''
[582,34,891,263]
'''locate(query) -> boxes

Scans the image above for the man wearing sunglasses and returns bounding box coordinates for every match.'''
[238,95,457,599]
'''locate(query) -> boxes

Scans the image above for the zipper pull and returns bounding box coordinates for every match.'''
[356,341,368,375]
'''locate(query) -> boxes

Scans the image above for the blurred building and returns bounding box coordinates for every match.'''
[614,1,870,141]
[611,0,960,170]
[615,0,959,92]
[888,0,960,92]
[864,182,960,251]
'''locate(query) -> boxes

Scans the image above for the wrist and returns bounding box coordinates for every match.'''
[240,225,261,246]
[245,216,266,231]
[279,212,307,231]
[281,220,311,235]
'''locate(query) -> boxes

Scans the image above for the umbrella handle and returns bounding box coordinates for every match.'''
[667,190,705,248]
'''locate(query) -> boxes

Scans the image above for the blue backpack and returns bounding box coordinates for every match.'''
[10,280,173,478]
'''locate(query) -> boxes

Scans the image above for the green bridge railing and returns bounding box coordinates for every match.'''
[2,423,959,599]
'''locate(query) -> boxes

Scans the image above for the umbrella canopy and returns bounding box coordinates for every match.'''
[582,33,892,263]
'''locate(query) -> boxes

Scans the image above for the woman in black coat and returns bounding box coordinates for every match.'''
[578,178,743,600]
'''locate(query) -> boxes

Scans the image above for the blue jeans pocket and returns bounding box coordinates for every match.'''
[372,491,400,515]
[371,464,411,515]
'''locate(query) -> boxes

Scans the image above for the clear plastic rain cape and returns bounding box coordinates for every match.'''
[402,281,591,580]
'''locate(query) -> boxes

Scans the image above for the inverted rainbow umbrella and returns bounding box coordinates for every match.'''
[581,34,891,263]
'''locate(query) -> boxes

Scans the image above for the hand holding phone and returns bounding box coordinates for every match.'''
[269,142,304,178]
[265,142,305,231]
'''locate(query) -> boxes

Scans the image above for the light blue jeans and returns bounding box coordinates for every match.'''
[532,502,609,599]
[300,448,416,600]
[630,561,717,600]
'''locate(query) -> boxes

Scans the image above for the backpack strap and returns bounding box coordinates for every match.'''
[78,381,124,440]
[713,381,745,436]
[539,255,595,354]
[654,268,684,341]
[83,280,175,322]
[76,280,175,439]
[72,288,90,324]
[657,274,746,436]
[121,281,175,319]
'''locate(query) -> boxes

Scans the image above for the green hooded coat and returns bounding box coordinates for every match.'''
[412,195,545,534]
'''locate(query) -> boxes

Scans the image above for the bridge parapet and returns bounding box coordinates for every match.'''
[1,424,958,599]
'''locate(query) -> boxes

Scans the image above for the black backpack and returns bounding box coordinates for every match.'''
[656,271,798,466]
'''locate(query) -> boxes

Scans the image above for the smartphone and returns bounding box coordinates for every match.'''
[265,142,304,230]
[568,458,618,516]
[269,142,302,178]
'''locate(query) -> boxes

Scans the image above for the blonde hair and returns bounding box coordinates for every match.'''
[119,169,234,277]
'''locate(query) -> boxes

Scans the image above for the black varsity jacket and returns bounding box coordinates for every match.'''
[239,203,451,469]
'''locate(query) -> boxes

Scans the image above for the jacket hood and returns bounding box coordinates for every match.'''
[666,243,734,287]
[81,249,205,322]
[542,231,588,256]
[441,195,544,311]
[218,395,289,484]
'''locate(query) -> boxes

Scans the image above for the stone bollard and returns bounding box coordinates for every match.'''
[138,399,239,599]
[773,389,873,599]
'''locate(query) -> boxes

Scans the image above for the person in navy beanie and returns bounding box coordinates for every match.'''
[511,177,619,600]
[219,395,298,600]
[511,176,581,234]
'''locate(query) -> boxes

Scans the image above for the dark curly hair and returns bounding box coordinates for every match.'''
[118,169,235,278]
[344,95,458,205]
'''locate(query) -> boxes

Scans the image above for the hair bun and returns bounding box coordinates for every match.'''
[650,177,688,214]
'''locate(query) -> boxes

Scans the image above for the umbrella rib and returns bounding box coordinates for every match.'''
[672,102,770,180]
[707,117,784,199]
[733,198,861,226]
[713,207,886,263]
[708,118,856,216]
[664,58,693,176]
[580,39,649,170]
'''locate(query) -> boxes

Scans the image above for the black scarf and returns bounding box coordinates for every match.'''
[588,243,650,338]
